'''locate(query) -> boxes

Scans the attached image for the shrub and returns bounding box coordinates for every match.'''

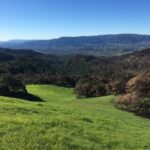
[116,94,138,112]
[134,98,150,118]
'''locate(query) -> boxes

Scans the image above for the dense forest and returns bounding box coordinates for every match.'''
[0,47,149,86]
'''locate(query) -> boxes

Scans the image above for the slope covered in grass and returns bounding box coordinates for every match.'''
[0,85,150,150]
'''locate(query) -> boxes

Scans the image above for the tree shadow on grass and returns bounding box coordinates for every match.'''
[1,93,44,102]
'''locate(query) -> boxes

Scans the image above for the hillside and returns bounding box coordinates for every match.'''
[0,47,149,91]
[0,85,149,149]
[1,34,150,56]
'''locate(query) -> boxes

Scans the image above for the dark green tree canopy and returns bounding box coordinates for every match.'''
[0,76,27,95]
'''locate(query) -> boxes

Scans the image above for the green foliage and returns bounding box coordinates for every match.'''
[0,85,150,149]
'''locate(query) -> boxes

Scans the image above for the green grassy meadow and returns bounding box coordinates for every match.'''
[0,85,150,150]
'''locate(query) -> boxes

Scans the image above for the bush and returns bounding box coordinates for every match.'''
[116,94,138,112]
[116,97,150,118]
[134,98,150,118]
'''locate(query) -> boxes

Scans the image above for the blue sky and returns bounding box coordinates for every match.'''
[0,0,150,40]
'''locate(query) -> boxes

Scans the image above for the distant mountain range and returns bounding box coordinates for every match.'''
[1,34,150,56]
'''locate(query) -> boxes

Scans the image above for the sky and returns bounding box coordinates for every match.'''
[0,0,150,40]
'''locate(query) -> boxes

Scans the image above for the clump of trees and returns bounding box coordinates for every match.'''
[74,77,108,98]
[116,72,150,118]
[22,74,78,87]
[74,76,128,98]
[126,72,150,98]
[0,75,43,102]
[0,75,27,96]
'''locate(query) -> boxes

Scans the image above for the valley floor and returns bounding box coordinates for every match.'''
[0,85,150,150]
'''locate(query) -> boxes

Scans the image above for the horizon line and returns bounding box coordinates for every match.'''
[1,33,150,42]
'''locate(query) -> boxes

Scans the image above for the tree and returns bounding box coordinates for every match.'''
[74,77,107,98]
[126,72,150,98]
[0,76,27,96]
[116,72,150,118]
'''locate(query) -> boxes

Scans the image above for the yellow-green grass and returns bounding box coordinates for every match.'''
[0,85,150,150]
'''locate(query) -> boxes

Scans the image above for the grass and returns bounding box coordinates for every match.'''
[0,85,150,150]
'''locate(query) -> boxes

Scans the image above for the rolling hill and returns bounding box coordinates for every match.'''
[1,34,150,56]
[0,85,150,149]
